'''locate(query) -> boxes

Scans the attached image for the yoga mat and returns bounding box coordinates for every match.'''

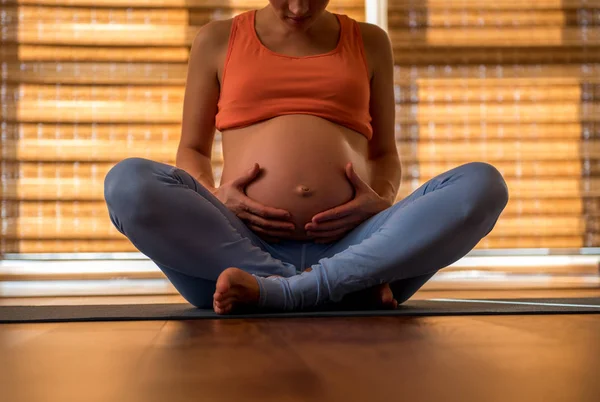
[1,298,599,323]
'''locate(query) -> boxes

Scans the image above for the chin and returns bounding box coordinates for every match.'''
[284,17,314,29]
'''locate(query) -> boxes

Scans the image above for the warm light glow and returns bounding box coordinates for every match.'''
[1,0,598,271]
[426,27,563,47]
[423,0,564,9]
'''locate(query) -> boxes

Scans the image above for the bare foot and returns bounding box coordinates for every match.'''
[213,267,260,315]
[374,283,399,309]
[339,283,398,310]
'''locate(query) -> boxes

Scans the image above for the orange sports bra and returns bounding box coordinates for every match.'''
[214,10,373,140]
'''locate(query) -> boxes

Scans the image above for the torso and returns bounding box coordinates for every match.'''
[216,11,374,241]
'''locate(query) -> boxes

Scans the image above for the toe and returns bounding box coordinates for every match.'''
[214,302,233,315]
[215,296,237,309]
[379,285,394,304]
[215,268,235,294]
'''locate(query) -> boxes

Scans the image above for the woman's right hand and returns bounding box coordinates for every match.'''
[212,163,295,242]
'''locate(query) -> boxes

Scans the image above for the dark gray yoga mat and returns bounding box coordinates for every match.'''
[1,298,600,323]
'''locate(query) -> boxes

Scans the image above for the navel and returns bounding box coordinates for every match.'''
[295,184,314,197]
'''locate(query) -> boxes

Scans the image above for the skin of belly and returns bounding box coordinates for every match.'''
[220,115,371,240]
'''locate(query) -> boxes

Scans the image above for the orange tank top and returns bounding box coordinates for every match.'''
[215,10,373,140]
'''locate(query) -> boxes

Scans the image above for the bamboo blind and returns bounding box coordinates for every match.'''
[390,0,600,250]
[0,0,598,254]
[0,0,364,254]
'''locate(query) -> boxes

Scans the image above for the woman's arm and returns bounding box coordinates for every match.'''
[176,21,230,193]
[360,22,402,206]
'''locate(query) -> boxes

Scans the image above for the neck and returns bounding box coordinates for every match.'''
[259,6,330,37]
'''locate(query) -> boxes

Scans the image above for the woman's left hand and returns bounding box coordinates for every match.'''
[305,162,391,244]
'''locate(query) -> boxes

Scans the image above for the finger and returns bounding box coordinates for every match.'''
[214,296,237,308]
[232,163,260,187]
[346,162,365,189]
[242,197,293,221]
[306,217,358,232]
[238,212,295,231]
[311,205,354,223]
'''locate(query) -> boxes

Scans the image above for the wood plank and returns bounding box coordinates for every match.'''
[0,323,61,349]
[1,320,165,402]
[2,291,600,401]
[137,315,598,402]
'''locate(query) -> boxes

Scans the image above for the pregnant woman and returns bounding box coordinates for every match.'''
[104,0,509,314]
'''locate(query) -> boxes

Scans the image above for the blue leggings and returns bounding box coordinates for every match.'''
[104,157,508,310]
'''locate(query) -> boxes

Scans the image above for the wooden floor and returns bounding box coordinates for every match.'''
[2,289,600,402]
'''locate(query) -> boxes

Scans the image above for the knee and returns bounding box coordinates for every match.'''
[104,157,162,221]
[460,162,509,220]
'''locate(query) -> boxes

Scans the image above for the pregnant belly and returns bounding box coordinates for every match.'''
[220,115,370,240]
